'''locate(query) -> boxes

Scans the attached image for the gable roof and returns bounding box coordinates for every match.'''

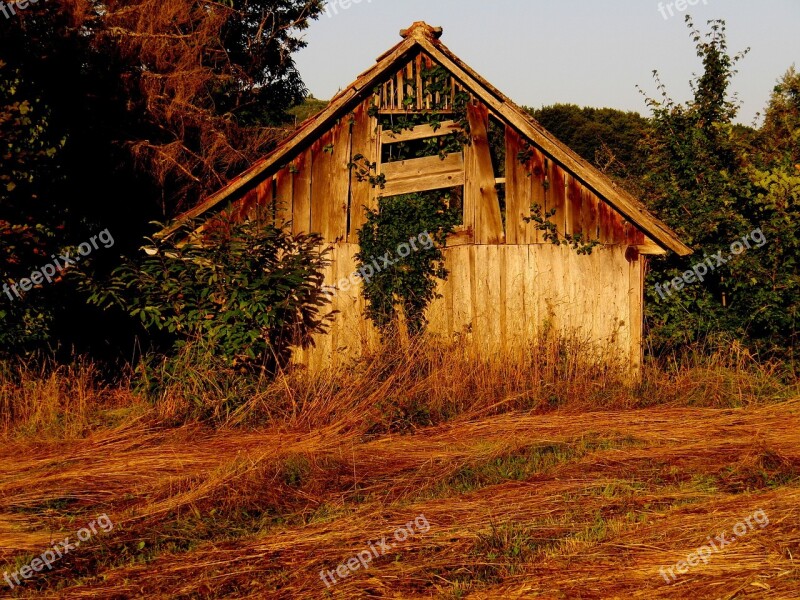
[160,22,691,256]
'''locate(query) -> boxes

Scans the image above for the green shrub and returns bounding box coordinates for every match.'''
[88,218,333,372]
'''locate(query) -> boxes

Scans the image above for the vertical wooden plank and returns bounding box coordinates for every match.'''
[581,188,600,242]
[349,102,377,242]
[330,122,352,242]
[524,245,539,342]
[441,247,455,337]
[597,199,612,244]
[275,167,293,227]
[450,246,473,342]
[405,62,414,108]
[305,244,333,372]
[483,245,502,354]
[424,55,433,110]
[239,178,274,223]
[415,54,423,111]
[469,245,478,353]
[594,247,612,345]
[292,149,312,235]
[320,245,338,370]
[234,185,258,222]
[566,174,583,237]
[530,147,547,244]
[611,212,626,244]
[334,243,359,360]
[625,223,646,247]
[505,246,527,356]
[548,162,567,241]
[628,250,644,378]
[396,70,404,110]
[471,245,488,353]
[310,132,331,238]
[311,122,350,241]
[356,243,379,356]
[544,243,564,335]
[504,127,531,245]
[498,246,508,354]
[426,252,451,338]
[492,245,503,354]
[465,103,504,244]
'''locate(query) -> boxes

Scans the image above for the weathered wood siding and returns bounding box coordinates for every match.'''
[224,91,646,253]
[294,243,645,371]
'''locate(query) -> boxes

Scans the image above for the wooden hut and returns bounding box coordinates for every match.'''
[162,22,691,372]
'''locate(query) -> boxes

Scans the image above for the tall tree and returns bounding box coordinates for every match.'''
[641,18,798,362]
[0,0,324,359]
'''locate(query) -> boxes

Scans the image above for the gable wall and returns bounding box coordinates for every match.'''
[225,53,647,250]
[218,54,649,372]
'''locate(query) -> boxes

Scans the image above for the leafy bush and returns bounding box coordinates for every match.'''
[89,218,333,372]
[640,19,799,363]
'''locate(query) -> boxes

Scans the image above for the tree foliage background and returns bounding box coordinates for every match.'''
[0,0,324,360]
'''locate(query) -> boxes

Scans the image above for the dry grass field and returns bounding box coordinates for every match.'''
[1,340,798,599]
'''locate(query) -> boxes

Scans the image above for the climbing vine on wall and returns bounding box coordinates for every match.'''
[356,192,459,336]
[517,145,600,255]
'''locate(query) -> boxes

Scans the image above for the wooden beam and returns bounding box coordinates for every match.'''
[381,151,463,180]
[378,168,464,197]
[377,109,454,115]
[635,238,668,255]
[348,101,377,242]
[466,103,504,245]
[381,120,462,144]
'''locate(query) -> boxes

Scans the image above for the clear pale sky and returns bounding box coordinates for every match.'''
[294,0,800,125]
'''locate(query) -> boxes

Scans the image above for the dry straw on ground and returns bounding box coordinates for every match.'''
[0,339,798,598]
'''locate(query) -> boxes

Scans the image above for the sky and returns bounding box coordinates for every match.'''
[294,0,800,125]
